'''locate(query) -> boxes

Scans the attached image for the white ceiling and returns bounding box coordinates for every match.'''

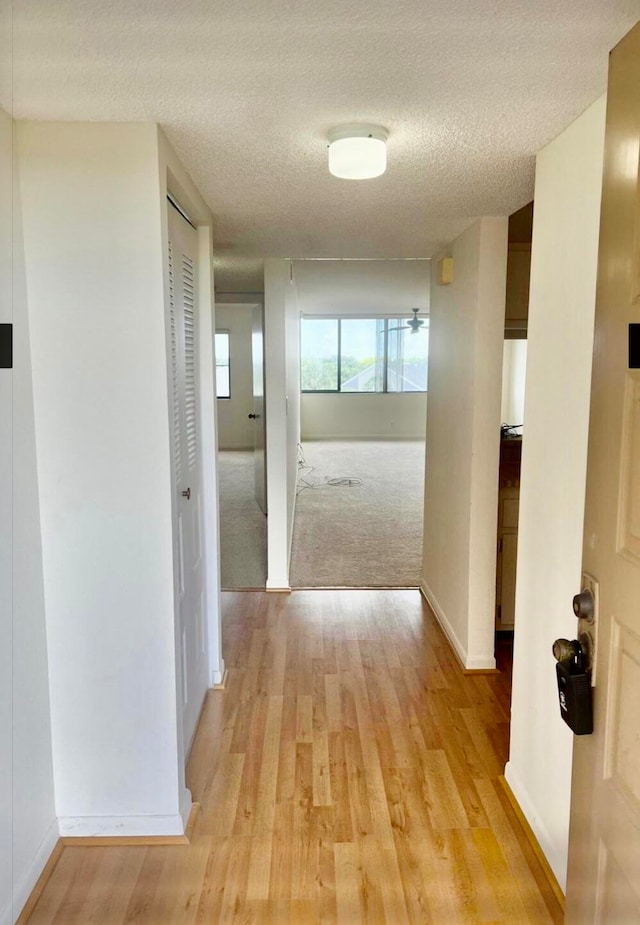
[7,1,640,289]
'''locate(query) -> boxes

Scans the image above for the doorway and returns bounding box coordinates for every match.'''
[291,305,429,589]
[215,301,267,588]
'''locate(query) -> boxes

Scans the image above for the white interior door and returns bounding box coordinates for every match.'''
[167,202,208,754]
[565,21,640,922]
[251,304,267,514]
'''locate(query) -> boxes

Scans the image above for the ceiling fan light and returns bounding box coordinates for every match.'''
[407,307,424,332]
[328,124,388,180]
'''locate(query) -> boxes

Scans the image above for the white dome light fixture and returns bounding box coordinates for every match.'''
[327,124,388,180]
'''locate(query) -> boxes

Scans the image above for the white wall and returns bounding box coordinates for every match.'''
[293,258,429,315]
[215,303,256,449]
[295,259,430,439]
[421,218,508,670]
[501,339,527,428]
[0,105,14,925]
[264,259,300,589]
[0,108,58,925]
[506,95,607,893]
[286,278,301,553]
[16,122,191,837]
[301,392,427,439]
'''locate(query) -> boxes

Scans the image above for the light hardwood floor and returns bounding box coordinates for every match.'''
[25,590,562,924]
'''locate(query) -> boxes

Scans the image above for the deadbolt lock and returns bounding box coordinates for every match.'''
[572,589,595,623]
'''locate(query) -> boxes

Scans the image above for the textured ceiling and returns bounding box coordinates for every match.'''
[7,0,640,288]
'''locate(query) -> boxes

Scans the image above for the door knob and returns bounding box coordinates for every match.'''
[552,638,581,664]
[572,589,595,623]
[248,413,260,419]
[181,487,191,500]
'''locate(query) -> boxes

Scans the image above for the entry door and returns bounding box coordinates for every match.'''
[565,22,640,922]
[167,203,208,754]
[251,305,267,514]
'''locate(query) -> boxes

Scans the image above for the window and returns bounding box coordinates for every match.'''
[300,317,429,393]
[215,331,230,398]
[299,318,338,390]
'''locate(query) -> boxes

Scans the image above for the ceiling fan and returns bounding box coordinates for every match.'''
[406,308,425,333]
[388,308,426,334]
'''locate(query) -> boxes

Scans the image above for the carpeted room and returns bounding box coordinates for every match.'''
[290,439,425,588]
[216,259,430,591]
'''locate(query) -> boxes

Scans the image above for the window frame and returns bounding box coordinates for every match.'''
[300,316,428,394]
[214,329,231,400]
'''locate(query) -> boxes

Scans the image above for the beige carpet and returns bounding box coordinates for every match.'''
[218,450,267,589]
[290,440,425,588]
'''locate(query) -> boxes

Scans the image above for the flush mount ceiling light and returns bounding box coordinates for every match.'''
[327,124,388,180]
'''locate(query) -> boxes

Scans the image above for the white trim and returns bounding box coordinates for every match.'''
[196,227,225,692]
[211,658,226,687]
[58,813,187,839]
[2,818,59,925]
[179,788,193,829]
[420,579,496,670]
[265,579,292,592]
[300,433,425,441]
[504,760,567,894]
[217,443,253,451]
[464,652,496,670]
[301,312,429,320]
[420,579,468,666]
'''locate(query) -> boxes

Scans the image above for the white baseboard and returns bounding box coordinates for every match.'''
[266,575,291,591]
[211,657,226,687]
[419,579,495,670]
[504,760,567,894]
[300,434,425,441]
[1,817,59,925]
[58,812,187,838]
[179,788,193,830]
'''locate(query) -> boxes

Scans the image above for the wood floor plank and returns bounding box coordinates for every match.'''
[246,834,273,901]
[197,752,245,836]
[334,843,363,925]
[296,693,313,743]
[253,694,284,834]
[22,590,563,925]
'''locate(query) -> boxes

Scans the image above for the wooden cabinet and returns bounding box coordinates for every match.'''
[496,439,521,631]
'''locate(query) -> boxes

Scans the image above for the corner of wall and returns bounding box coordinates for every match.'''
[507,94,607,894]
[422,217,506,672]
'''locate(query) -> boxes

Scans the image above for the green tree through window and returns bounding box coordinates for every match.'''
[300,317,428,393]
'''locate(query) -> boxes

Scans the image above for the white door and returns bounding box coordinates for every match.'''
[167,202,208,754]
[565,21,640,922]
[251,305,267,514]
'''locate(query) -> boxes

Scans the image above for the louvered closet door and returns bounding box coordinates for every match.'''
[167,203,207,755]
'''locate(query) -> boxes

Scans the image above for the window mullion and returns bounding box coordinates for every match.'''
[383,319,389,393]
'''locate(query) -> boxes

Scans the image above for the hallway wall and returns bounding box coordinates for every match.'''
[506,94,607,893]
[422,217,508,669]
[0,107,57,925]
[16,122,189,838]
[264,259,300,589]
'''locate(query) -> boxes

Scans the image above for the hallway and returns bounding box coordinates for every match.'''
[25,590,562,924]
